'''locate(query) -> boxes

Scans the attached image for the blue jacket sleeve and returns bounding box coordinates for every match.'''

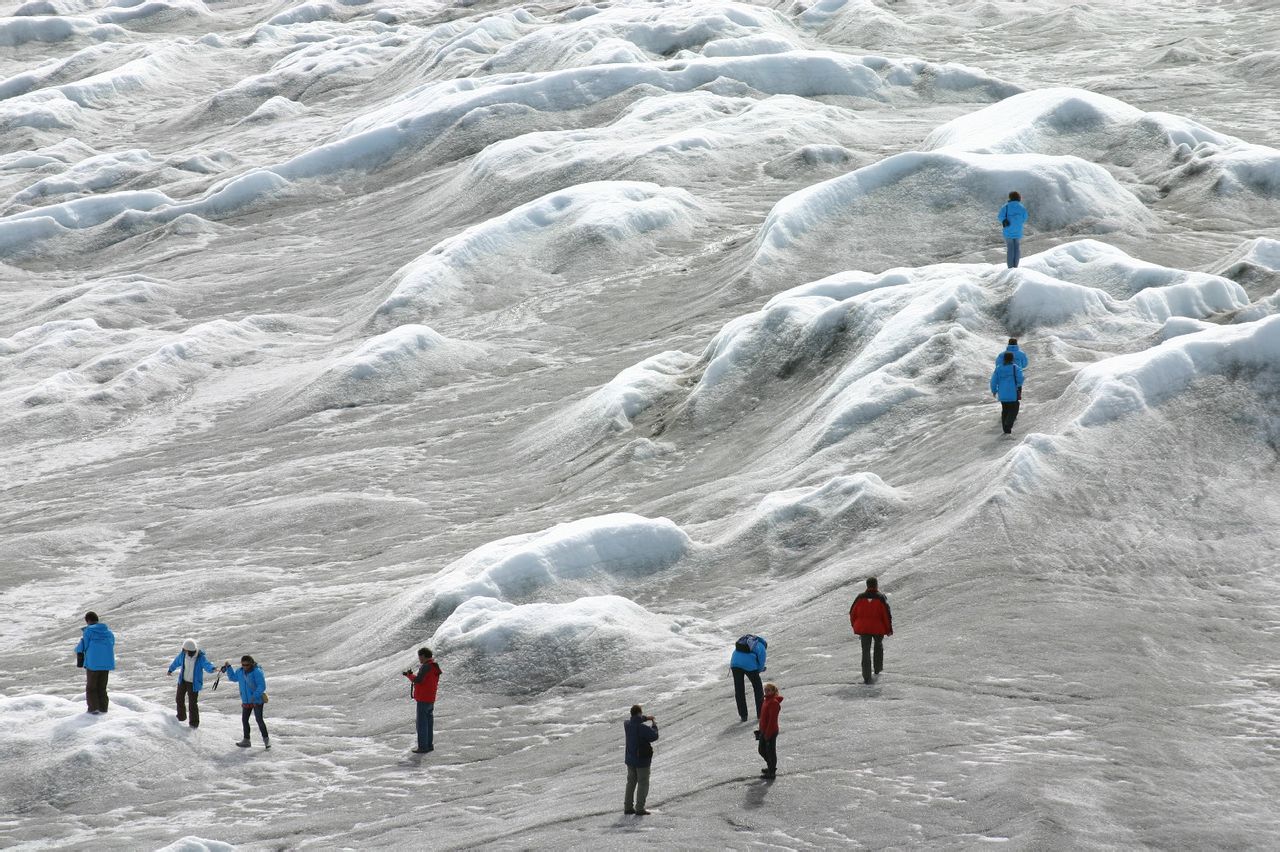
[226,667,242,683]
[643,724,659,743]
[75,636,86,655]
[201,655,216,674]
[168,652,182,674]
[997,203,1007,223]
[1015,365,1024,386]
[990,368,999,394]
[756,644,766,670]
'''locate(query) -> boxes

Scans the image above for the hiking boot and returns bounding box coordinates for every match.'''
[624,809,636,815]
[635,810,651,816]
[235,739,251,748]
[263,738,271,750]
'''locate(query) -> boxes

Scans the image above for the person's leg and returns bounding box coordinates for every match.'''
[625,766,637,812]
[764,736,778,774]
[85,671,98,713]
[254,704,268,741]
[97,671,109,713]
[747,670,764,718]
[758,735,767,764]
[1005,238,1015,268]
[189,689,200,728]
[1001,402,1014,433]
[423,702,434,750]
[860,634,873,683]
[1007,401,1020,432]
[415,701,428,750]
[732,667,747,720]
[176,681,187,721]
[241,705,252,741]
[873,636,884,675]
[1013,239,1021,267]
[635,767,650,812]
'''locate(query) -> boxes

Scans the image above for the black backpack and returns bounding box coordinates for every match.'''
[735,634,764,654]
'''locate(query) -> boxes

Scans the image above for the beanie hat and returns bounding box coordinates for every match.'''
[182,638,198,652]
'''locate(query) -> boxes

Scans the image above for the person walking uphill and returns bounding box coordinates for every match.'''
[850,578,893,684]
[756,683,783,779]
[729,634,767,721]
[995,338,1028,370]
[402,647,442,754]
[223,656,269,749]
[998,191,1028,268]
[74,611,115,714]
[168,638,216,728]
[623,705,659,816]
[990,351,1025,435]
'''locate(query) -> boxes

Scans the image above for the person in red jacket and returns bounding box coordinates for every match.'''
[849,576,893,684]
[756,683,783,779]
[402,647,442,754]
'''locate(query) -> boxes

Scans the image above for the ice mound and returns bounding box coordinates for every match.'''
[5,149,166,209]
[1073,315,1280,426]
[239,95,308,124]
[1213,237,1280,289]
[461,92,870,207]
[0,91,86,135]
[754,150,1150,274]
[430,595,704,692]
[924,87,1280,208]
[0,15,122,47]
[0,693,231,817]
[730,472,907,552]
[798,0,914,49]
[154,839,236,852]
[426,513,693,617]
[292,324,486,412]
[372,181,702,322]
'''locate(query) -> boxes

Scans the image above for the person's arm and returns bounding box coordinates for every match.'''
[998,203,1007,223]
[884,598,893,636]
[645,722,659,741]
[225,666,241,683]
[201,656,217,674]
[756,643,766,671]
[168,653,180,674]
[990,369,999,396]
[1015,365,1024,387]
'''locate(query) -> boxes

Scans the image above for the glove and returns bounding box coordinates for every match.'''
[1017,387,1022,400]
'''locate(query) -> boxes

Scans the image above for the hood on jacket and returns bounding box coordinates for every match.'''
[182,638,198,652]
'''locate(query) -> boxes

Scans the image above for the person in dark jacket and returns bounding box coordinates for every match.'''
[849,578,893,684]
[756,683,783,779]
[623,704,659,815]
[994,338,1028,370]
[728,634,767,722]
[402,647,442,754]
[990,351,1025,435]
[167,638,216,728]
[223,655,269,749]
[74,611,115,714]
[998,191,1029,268]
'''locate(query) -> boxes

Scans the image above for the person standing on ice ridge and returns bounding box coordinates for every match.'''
[849,578,893,684]
[402,647,442,754]
[990,350,1025,435]
[729,633,767,722]
[74,611,115,714]
[168,638,216,728]
[222,655,269,749]
[998,191,1028,268]
[995,337,1028,370]
[756,683,783,779]
[623,704,659,816]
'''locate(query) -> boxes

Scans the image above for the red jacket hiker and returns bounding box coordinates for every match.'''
[404,660,441,703]
[850,591,893,636]
[758,693,782,738]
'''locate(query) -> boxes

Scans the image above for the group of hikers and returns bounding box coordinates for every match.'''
[70,577,896,816]
[74,611,270,748]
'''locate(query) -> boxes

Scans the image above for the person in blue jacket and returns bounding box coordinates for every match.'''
[222,655,269,749]
[994,337,1028,370]
[998,191,1029,268]
[74,611,115,714]
[168,638,216,728]
[729,634,767,721]
[990,351,1025,434]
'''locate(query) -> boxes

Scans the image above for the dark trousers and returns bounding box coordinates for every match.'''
[1001,401,1020,434]
[85,670,109,713]
[415,701,435,750]
[241,704,268,741]
[176,680,200,727]
[732,667,764,719]
[860,634,884,683]
[758,735,777,774]
[625,766,650,811]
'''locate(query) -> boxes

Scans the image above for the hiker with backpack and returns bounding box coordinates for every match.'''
[990,350,1025,435]
[167,638,216,728]
[222,655,269,749]
[402,647,442,754]
[74,611,115,715]
[729,634,767,721]
[849,578,893,684]
[755,683,783,779]
[997,191,1029,268]
[623,704,659,815]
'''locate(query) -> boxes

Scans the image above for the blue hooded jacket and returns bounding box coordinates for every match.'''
[168,650,216,692]
[75,622,116,671]
[623,715,659,768]
[990,362,1024,402]
[729,636,766,672]
[998,200,1028,239]
[994,345,1028,370]
[226,665,267,704]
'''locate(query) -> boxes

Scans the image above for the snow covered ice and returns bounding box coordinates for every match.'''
[2,0,1279,848]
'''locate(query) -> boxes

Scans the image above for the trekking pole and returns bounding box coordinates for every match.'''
[212,670,221,691]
